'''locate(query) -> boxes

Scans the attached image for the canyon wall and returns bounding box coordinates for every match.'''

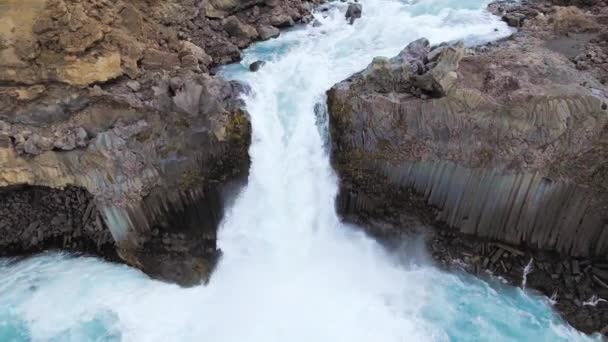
[0,0,317,285]
[327,3,608,332]
[328,8,608,259]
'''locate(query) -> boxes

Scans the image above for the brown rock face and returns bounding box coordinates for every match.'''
[0,0,318,286]
[0,0,137,85]
[0,0,319,85]
[0,70,251,286]
[328,35,608,259]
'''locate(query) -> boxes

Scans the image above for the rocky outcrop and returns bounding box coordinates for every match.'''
[0,69,251,286]
[492,0,608,82]
[0,185,116,258]
[329,35,608,258]
[0,0,318,84]
[425,224,608,335]
[345,3,362,24]
[328,1,608,334]
[249,60,266,72]
[0,0,319,286]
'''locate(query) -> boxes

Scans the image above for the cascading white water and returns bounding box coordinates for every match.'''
[0,1,603,341]
[522,258,534,289]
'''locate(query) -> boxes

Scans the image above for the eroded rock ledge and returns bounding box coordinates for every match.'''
[0,0,319,286]
[0,185,115,258]
[328,0,608,335]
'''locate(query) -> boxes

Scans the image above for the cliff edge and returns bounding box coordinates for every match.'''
[0,0,317,285]
[328,0,608,334]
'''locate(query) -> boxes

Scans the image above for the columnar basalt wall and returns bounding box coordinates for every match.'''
[328,34,608,259]
[111,185,225,285]
[0,0,292,285]
[339,159,607,258]
[328,2,608,333]
[0,185,115,258]
[0,84,252,285]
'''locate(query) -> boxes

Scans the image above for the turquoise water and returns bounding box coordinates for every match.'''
[0,255,125,342]
[0,0,601,341]
[0,252,598,341]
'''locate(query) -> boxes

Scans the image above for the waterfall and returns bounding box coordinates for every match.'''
[522,258,534,289]
[0,1,600,341]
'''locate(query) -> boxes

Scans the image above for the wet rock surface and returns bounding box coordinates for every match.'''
[249,60,266,72]
[429,230,608,335]
[345,3,362,24]
[329,0,608,335]
[0,0,321,286]
[358,191,608,335]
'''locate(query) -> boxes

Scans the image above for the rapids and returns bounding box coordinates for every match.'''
[0,1,601,341]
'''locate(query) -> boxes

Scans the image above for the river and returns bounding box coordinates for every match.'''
[0,0,600,341]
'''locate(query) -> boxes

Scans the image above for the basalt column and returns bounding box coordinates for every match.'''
[328,37,608,259]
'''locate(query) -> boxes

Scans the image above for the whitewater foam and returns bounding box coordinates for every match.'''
[0,1,601,341]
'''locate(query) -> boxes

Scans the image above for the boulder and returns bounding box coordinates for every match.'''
[249,60,266,72]
[349,37,463,97]
[179,41,213,67]
[204,0,241,18]
[345,3,362,24]
[223,16,259,40]
[503,12,527,27]
[411,41,464,97]
[271,13,295,27]
[257,25,281,40]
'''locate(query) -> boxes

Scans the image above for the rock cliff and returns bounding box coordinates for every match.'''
[329,27,608,260]
[0,0,317,285]
[328,1,608,333]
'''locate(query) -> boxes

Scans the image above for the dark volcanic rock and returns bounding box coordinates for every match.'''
[0,71,252,286]
[257,25,281,40]
[424,223,608,335]
[328,0,608,335]
[345,3,363,24]
[328,35,608,259]
[0,0,324,286]
[249,60,267,72]
[0,185,116,259]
